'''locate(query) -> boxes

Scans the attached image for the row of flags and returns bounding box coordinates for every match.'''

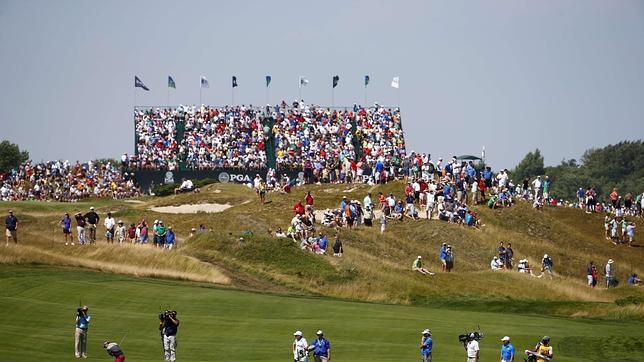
[134,75,400,91]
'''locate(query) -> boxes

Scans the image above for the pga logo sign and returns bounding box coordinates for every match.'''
[218,172,251,183]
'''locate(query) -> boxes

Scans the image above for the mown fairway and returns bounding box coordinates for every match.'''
[1,265,642,362]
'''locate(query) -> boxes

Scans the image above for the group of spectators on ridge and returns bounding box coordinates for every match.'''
[0,160,139,202]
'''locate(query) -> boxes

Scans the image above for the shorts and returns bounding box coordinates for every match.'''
[313,356,328,362]
[63,228,71,234]
[422,353,432,362]
[587,275,593,285]
[6,229,17,239]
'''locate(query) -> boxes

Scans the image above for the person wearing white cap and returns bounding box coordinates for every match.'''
[413,256,434,275]
[420,329,433,362]
[500,336,515,362]
[104,212,116,244]
[605,259,614,289]
[310,330,331,362]
[292,330,309,362]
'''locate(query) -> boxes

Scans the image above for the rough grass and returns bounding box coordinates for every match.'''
[2,181,643,321]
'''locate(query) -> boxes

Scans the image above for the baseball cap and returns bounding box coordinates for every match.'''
[422,329,431,335]
[418,255,422,259]
[501,336,510,342]
[8,210,13,213]
[90,206,95,210]
[294,331,303,336]
[316,330,323,335]
[542,336,551,343]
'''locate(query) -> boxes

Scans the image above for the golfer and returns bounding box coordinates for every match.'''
[310,330,331,362]
[292,330,309,362]
[103,340,126,362]
[420,329,433,362]
[500,336,515,362]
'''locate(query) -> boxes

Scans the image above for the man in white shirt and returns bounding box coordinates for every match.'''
[464,333,480,361]
[174,178,195,195]
[103,212,115,243]
[292,330,309,362]
[531,176,542,199]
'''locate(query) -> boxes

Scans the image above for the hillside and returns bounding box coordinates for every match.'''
[2,181,643,321]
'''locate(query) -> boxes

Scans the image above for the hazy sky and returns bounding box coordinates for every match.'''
[1,0,643,168]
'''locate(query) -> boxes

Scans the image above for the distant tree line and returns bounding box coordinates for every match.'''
[510,140,644,200]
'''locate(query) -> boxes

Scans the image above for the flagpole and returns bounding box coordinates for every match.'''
[331,88,334,108]
[232,87,235,105]
[200,85,202,106]
[364,85,367,106]
[167,86,170,107]
[265,86,268,106]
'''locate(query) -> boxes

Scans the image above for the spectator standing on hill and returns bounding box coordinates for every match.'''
[104,212,116,243]
[379,211,387,233]
[497,242,507,268]
[444,245,454,272]
[311,330,331,362]
[505,243,514,269]
[5,210,18,245]
[115,221,126,244]
[626,222,635,246]
[500,336,515,362]
[610,188,619,208]
[305,191,314,207]
[605,259,614,289]
[127,223,137,243]
[531,176,542,200]
[156,221,167,248]
[75,212,87,245]
[152,220,160,246]
[439,243,448,272]
[84,207,100,244]
[587,261,595,287]
[61,212,73,245]
[166,227,176,250]
[591,263,599,287]
[420,329,433,362]
[363,192,372,209]
[332,234,343,257]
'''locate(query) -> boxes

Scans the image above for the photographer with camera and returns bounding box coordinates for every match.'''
[74,306,91,358]
[463,333,480,362]
[159,310,180,362]
[420,329,433,362]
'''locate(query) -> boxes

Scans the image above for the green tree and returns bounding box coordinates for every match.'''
[510,148,544,182]
[0,140,29,172]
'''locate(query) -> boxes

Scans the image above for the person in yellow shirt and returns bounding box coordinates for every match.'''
[534,336,553,362]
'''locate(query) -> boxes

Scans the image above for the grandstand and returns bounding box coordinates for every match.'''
[132,103,407,190]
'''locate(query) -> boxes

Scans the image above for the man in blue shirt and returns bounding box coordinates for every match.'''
[5,210,18,245]
[311,330,331,362]
[75,306,91,358]
[420,329,433,362]
[439,243,447,272]
[500,336,515,362]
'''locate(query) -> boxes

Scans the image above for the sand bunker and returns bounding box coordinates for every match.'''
[150,203,232,214]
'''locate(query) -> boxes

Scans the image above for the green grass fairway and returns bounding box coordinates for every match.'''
[1,266,642,362]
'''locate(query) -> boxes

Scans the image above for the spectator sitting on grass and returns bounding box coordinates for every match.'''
[275,227,286,238]
[174,178,198,194]
[628,273,642,286]
[490,256,504,270]
[412,256,434,275]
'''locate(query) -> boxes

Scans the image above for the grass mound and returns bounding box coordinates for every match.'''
[1,181,643,321]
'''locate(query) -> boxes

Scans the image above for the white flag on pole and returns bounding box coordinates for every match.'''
[299,76,309,87]
[200,76,209,88]
[391,76,400,89]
